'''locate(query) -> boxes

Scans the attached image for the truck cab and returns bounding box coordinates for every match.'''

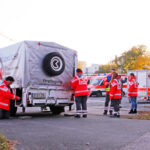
[88,74,127,97]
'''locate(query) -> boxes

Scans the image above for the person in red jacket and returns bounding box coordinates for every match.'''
[103,68,115,115]
[109,72,122,118]
[0,76,20,119]
[71,69,89,118]
[128,73,138,114]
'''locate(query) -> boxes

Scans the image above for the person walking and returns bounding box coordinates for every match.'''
[103,68,115,115]
[109,72,122,118]
[128,73,138,114]
[71,69,89,118]
[0,76,20,119]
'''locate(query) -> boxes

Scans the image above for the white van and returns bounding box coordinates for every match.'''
[0,41,77,115]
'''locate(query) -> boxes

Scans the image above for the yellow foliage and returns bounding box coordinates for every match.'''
[133,55,150,70]
[132,46,139,54]
[78,61,86,70]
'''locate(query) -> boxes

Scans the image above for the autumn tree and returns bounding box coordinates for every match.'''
[78,61,87,73]
[114,45,150,73]
[96,61,117,73]
[96,45,150,74]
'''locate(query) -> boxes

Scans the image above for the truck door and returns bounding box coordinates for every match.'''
[137,71,147,97]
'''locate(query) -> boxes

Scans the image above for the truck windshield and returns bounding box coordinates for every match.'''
[91,79,103,85]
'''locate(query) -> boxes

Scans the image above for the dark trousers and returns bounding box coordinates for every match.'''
[75,96,87,115]
[0,109,10,119]
[111,99,120,114]
[104,93,113,111]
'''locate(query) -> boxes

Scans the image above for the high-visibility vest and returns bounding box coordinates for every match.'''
[105,82,111,92]
[104,74,112,93]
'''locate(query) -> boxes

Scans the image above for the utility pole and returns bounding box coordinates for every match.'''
[0,32,15,42]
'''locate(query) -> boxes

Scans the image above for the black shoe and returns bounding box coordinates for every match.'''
[128,109,134,114]
[103,110,107,115]
[110,113,118,118]
[133,109,137,114]
[74,115,81,118]
[114,113,117,117]
[117,114,120,118]
[109,110,113,116]
[83,115,87,118]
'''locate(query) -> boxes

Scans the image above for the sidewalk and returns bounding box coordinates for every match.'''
[121,132,150,150]
[64,105,131,116]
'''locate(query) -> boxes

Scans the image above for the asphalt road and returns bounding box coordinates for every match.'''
[1,97,150,150]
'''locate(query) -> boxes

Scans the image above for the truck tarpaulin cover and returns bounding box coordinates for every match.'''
[0,41,77,89]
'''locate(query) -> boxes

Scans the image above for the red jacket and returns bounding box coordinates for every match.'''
[128,77,138,97]
[109,76,122,100]
[71,73,89,97]
[0,80,18,110]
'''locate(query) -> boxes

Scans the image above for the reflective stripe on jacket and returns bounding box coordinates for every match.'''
[71,73,89,97]
[109,77,122,100]
[128,77,138,97]
[0,80,18,110]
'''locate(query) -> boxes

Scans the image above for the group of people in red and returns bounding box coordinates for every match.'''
[0,69,138,119]
[71,68,138,118]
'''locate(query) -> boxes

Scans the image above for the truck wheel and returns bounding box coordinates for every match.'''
[42,52,65,76]
[10,106,17,117]
[50,106,65,115]
[96,91,102,97]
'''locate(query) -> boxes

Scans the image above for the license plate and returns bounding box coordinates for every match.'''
[33,93,46,99]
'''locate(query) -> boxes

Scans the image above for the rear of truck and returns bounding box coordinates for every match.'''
[0,41,77,114]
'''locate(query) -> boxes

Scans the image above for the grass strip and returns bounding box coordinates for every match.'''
[121,111,150,120]
[0,133,19,150]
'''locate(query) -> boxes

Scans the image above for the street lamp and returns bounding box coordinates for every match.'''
[117,57,124,74]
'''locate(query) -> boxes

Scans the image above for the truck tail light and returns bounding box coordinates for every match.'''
[71,94,75,101]
[27,92,32,104]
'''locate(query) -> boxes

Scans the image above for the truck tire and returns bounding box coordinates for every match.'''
[42,52,65,76]
[50,106,65,115]
[10,107,17,117]
[10,100,17,116]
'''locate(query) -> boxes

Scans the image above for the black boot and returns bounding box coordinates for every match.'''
[117,113,120,118]
[128,109,134,114]
[109,110,113,116]
[111,113,118,118]
[83,114,87,118]
[103,110,107,115]
[133,109,137,114]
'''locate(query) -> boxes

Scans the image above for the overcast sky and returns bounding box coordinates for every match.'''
[0,0,150,66]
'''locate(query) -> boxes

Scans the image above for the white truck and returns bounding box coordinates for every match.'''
[0,41,77,115]
[127,70,150,100]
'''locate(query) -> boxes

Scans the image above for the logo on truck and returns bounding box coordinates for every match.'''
[42,52,65,76]
[51,56,63,71]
